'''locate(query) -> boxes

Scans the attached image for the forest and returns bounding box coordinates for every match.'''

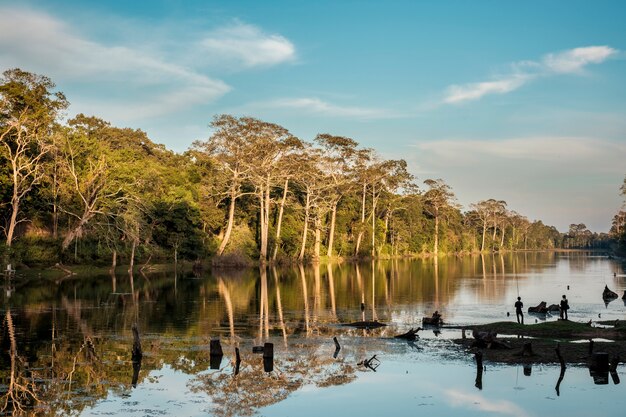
[1,68,624,268]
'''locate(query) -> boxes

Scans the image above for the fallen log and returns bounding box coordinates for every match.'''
[394,327,422,341]
[343,321,387,329]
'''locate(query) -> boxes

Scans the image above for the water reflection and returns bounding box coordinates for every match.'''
[0,252,624,415]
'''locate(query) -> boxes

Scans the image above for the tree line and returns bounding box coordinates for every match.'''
[1,68,614,268]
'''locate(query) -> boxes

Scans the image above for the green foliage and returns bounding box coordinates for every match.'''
[3,68,607,266]
[11,236,61,266]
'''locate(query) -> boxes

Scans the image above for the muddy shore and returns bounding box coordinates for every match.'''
[449,320,626,365]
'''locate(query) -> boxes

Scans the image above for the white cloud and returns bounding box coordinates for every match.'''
[443,46,617,104]
[198,22,296,68]
[0,7,231,119]
[0,8,298,122]
[262,97,403,119]
[444,74,530,104]
[445,389,532,417]
[543,46,617,74]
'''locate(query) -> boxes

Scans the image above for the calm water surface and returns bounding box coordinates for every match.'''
[1,252,625,416]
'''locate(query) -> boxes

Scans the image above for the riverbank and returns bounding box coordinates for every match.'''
[450,320,626,365]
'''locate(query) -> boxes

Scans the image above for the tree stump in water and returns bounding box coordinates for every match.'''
[210,339,224,370]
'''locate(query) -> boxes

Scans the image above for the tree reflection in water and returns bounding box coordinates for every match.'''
[1,310,40,415]
[190,344,356,417]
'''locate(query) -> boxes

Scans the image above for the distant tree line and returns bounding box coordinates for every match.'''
[0,68,605,267]
[608,176,626,255]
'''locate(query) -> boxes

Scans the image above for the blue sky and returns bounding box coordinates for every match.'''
[1,0,624,232]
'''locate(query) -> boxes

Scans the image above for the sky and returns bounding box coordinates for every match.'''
[1,0,624,232]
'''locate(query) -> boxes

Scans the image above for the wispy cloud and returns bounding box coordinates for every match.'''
[543,46,616,74]
[261,97,404,119]
[443,46,617,104]
[0,7,297,121]
[445,389,532,417]
[198,22,296,68]
[0,7,230,120]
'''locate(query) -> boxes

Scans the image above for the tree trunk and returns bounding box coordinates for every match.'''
[6,194,19,248]
[298,190,311,261]
[62,211,94,251]
[111,249,117,270]
[371,184,376,257]
[259,183,271,263]
[434,209,439,257]
[500,226,506,248]
[480,221,487,252]
[217,187,237,256]
[326,201,338,258]
[313,217,322,262]
[355,182,367,255]
[272,179,289,261]
[129,239,136,273]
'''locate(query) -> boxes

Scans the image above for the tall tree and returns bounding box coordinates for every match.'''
[192,115,256,256]
[0,69,67,247]
[314,134,358,258]
[423,179,457,256]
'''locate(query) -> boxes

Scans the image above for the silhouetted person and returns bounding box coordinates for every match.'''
[432,310,442,325]
[560,295,569,320]
[514,297,524,324]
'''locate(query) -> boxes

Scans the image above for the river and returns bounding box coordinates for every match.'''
[1,251,625,416]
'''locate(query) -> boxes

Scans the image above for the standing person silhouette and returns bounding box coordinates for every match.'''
[560,295,569,320]
[514,297,524,324]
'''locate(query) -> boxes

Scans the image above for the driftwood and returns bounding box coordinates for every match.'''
[471,329,511,350]
[394,327,422,341]
[358,355,380,371]
[603,285,618,300]
[343,321,387,329]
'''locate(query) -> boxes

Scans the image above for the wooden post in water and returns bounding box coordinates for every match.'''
[234,347,241,376]
[210,339,224,369]
[555,343,566,396]
[333,336,341,359]
[131,323,142,388]
[474,352,483,390]
[263,342,274,372]
[132,323,142,361]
